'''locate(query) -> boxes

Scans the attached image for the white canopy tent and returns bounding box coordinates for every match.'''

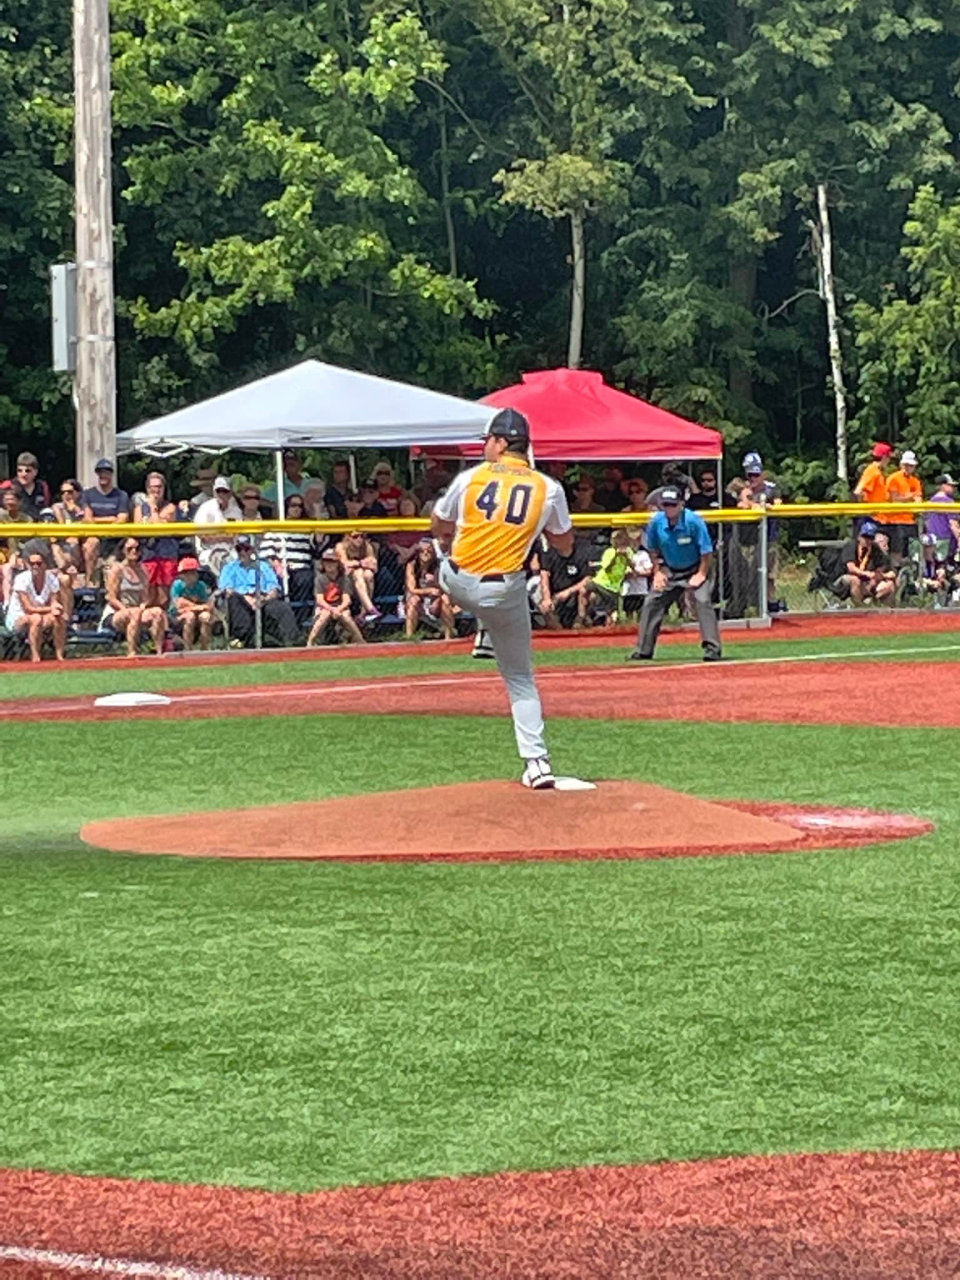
[116,358,497,457]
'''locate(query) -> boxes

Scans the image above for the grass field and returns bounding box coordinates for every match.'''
[3,632,960,1202]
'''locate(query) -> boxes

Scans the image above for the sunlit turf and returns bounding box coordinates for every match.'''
[1,712,956,1192]
[2,626,960,700]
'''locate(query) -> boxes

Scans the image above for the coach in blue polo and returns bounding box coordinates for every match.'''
[630,485,722,662]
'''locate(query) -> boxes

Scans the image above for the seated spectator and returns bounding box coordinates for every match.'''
[325,459,353,519]
[168,555,214,650]
[52,478,86,578]
[388,494,423,569]
[570,474,603,515]
[589,529,635,624]
[404,538,456,639]
[413,460,453,508]
[193,476,242,577]
[302,480,328,519]
[3,452,51,519]
[239,484,265,523]
[259,494,316,609]
[622,477,650,512]
[371,461,404,516]
[184,465,217,518]
[4,544,67,662]
[81,458,130,585]
[336,530,380,621]
[540,537,594,629]
[134,470,179,608]
[344,490,365,522]
[595,466,626,513]
[218,535,300,648]
[102,537,167,657]
[0,484,25,606]
[358,478,387,520]
[307,547,365,646]
[834,520,896,606]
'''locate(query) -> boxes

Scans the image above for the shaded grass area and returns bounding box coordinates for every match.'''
[2,628,960,700]
[1,713,959,1192]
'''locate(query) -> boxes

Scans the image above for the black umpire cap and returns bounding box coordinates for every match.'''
[660,486,683,504]
[486,408,530,448]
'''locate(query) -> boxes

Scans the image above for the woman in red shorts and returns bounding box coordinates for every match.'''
[134,471,180,607]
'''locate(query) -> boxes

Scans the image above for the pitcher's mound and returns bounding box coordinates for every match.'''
[79,782,932,863]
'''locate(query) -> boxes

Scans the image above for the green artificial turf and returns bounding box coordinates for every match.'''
[2,711,959,1192]
[1,627,959,700]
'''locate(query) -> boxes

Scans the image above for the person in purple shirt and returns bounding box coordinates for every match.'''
[926,475,960,556]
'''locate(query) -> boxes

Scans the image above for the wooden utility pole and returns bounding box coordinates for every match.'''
[815,182,848,485]
[73,0,116,484]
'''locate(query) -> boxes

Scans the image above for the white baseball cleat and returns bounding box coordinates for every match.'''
[521,757,556,790]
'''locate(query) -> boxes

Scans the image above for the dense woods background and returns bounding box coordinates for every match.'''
[3,0,960,492]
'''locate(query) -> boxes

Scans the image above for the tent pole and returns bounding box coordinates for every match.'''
[348,454,357,490]
[274,448,289,594]
[716,455,725,623]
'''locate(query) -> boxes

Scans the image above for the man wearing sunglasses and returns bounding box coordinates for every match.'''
[630,486,722,663]
[1,452,51,520]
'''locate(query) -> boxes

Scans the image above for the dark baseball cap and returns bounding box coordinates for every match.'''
[235,534,253,549]
[486,408,530,447]
[94,457,114,472]
[860,519,878,537]
[660,486,682,504]
[937,474,956,486]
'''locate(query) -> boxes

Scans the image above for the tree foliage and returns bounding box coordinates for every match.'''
[3,0,960,488]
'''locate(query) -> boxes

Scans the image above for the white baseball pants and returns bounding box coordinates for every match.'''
[439,561,548,761]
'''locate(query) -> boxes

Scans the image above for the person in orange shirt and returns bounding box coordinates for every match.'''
[431,409,574,789]
[883,449,923,565]
[854,442,894,508]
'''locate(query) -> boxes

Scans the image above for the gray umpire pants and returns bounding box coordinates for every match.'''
[636,567,722,658]
[439,560,548,761]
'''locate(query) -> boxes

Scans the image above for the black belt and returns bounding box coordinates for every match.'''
[447,560,505,583]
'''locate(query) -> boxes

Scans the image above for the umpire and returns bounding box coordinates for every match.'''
[629,485,722,662]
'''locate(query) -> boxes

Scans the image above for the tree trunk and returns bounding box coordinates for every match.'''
[438,96,458,278]
[816,181,848,484]
[728,260,756,408]
[567,208,585,369]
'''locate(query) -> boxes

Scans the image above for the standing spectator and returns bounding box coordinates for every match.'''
[51,478,86,578]
[325,460,353,518]
[622,535,653,617]
[387,494,423,570]
[5,544,67,662]
[570,474,603,514]
[540,539,594,629]
[193,476,243,577]
[688,469,720,512]
[595,466,626,513]
[544,461,574,502]
[884,449,923,567]
[621,477,650,512]
[307,548,365,647]
[735,452,783,608]
[357,478,388,520]
[4,452,51,518]
[834,520,896,605]
[218,535,300,648]
[371,461,404,516]
[102,537,167,657]
[336,530,380,620]
[630,486,722,662]
[262,450,311,514]
[81,459,130,585]
[0,485,25,605]
[854,442,893,507]
[647,463,694,510]
[589,529,635,624]
[185,466,217,517]
[413,460,454,508]
[926,474,960,559]
[168,555,214,650]
[404,539,456,639]
[134,471,180,607]
[258,494,316,609]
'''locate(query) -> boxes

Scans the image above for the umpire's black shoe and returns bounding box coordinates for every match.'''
[628,650,653,661]
[702,651,724,662]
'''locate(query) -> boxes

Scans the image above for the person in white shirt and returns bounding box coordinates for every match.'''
[193,476,243,575]
[6,545,67,661]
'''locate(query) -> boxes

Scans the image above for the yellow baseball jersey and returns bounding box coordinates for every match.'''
[433,456,572,575]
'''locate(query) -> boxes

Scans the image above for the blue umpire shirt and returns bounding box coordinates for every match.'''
[218,556,281,595]
[645,507,713,572]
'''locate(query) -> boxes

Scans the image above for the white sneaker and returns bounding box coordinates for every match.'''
[522,758,556,790]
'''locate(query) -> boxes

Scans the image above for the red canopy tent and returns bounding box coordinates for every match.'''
[416,368,723,461]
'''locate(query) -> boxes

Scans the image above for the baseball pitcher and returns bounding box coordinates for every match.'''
[431,409,573,789]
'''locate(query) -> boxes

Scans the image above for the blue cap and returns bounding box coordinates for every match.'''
[94,457,114,472]
[486,408,530,447]
[861,520,878,537]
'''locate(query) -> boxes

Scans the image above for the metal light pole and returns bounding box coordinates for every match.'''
[73,0,116,484]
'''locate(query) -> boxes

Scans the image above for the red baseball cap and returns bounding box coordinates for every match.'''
[872,442,893,459]
[177,556,200,572]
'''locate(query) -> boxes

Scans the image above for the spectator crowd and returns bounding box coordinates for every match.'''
[0,442,957,661]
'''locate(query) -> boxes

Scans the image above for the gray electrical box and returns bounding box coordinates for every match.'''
[50,262,77,372]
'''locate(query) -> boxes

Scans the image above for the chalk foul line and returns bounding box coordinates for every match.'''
[0,1242,269,1280]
